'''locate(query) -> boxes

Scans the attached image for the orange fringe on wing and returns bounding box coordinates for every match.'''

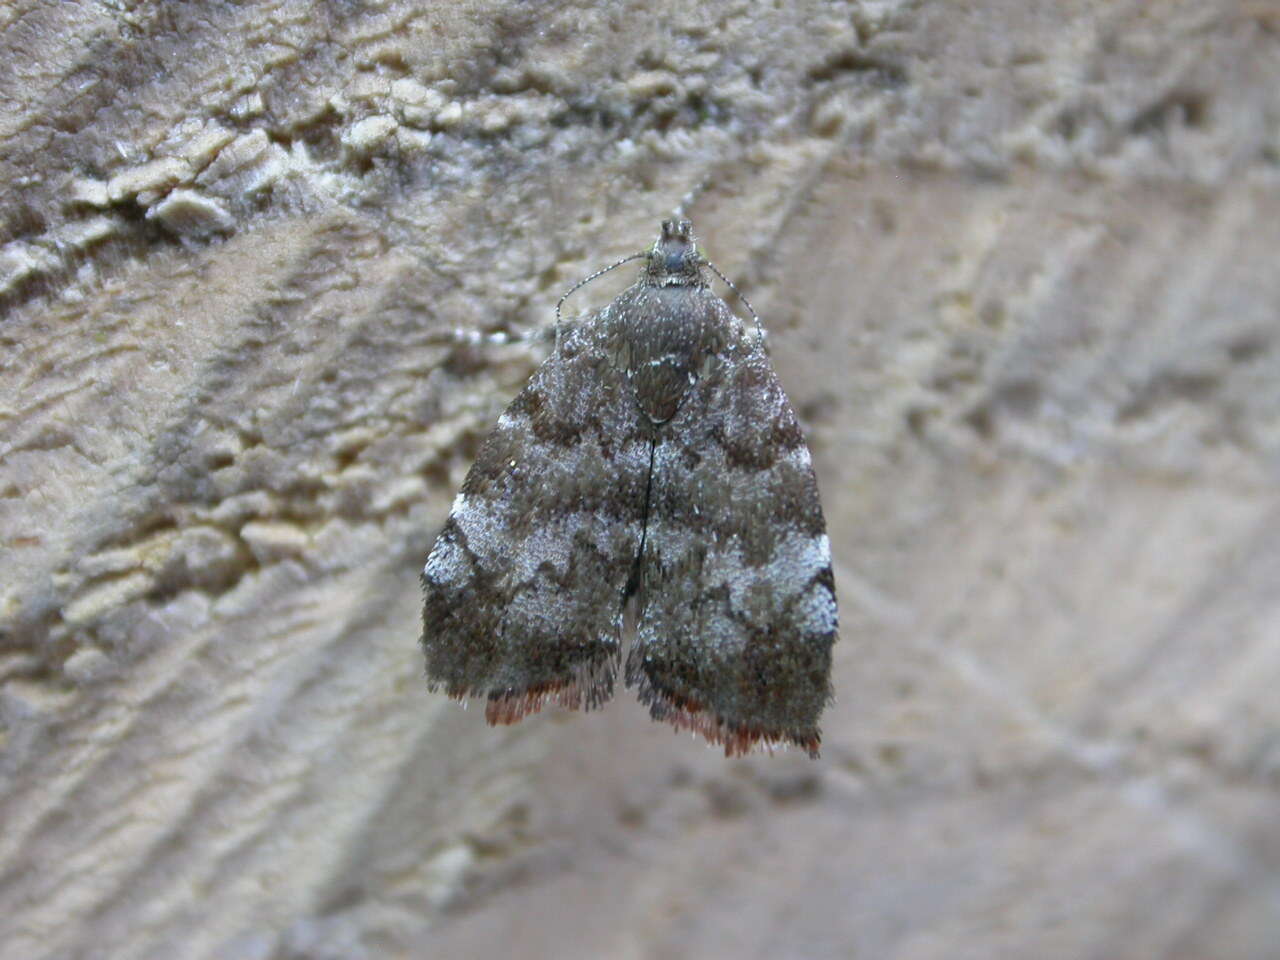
[470,654,618,725]
[631,676,821,759]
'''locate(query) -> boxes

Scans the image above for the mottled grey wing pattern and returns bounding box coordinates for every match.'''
[421,320,650,723]
[423,219,836,757]
[626,303,837,758]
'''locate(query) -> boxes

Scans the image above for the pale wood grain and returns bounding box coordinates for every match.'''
[2,1,1279,958]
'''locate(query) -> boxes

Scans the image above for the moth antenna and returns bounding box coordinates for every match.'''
[704,259,765,345]
[555,252,646,353]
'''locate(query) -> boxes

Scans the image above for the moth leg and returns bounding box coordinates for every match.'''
[421,324,556,348]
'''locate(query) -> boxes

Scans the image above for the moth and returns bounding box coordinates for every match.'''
[421,219,836,756]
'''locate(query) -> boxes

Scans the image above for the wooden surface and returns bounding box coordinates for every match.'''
[3,2,1279,958]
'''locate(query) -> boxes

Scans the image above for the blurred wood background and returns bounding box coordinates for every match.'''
[2,2,1279,958]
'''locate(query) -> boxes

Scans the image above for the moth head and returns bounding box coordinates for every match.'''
[647,219,706,286]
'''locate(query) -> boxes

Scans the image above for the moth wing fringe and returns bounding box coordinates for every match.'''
[430,649,620,726]
[630,673,821,759]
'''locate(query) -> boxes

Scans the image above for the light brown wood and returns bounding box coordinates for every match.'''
[3,2,1279,957]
